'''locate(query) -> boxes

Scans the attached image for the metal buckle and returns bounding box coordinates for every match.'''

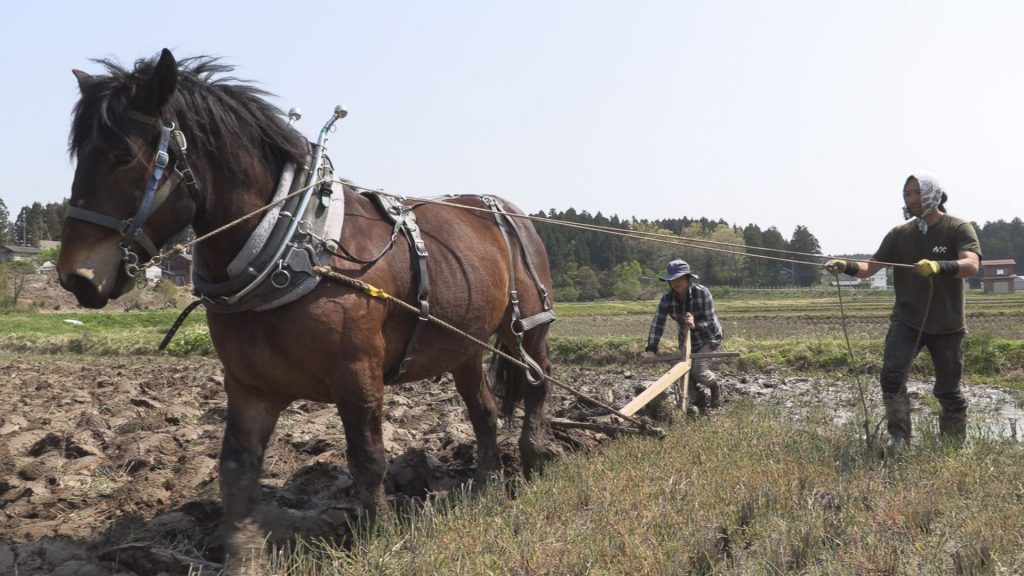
[172,130,188,152]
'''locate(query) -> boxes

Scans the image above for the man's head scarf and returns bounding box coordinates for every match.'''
[903,172,945,234]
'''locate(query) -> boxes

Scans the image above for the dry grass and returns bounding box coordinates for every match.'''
[239,400,1024,575]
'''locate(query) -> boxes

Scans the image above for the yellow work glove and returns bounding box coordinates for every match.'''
[825,259,857,276]
[916,259,940,277]
[915,259,958,277]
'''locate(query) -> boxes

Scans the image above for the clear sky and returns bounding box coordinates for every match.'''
[2,1,1022,255]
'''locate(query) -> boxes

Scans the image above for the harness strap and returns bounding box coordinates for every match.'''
[157,299,205,350]
[480,196,555,387]
[391,210,430,383]
[331,217,404,265]
[128,110,203,207]
[500,208,553,312]
[362,192,431,384]
[123,121,173,248]
[65,206,160,260]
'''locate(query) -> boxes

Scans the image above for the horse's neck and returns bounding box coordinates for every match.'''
[191,167,280,282]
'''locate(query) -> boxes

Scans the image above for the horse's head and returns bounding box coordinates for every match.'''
[59,49,199,308]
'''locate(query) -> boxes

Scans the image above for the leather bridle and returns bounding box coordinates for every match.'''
[65,110,202,277]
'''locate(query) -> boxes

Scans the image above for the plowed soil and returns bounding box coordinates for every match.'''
[1,352,676,575]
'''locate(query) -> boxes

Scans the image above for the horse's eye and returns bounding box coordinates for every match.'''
[110,151,137,167]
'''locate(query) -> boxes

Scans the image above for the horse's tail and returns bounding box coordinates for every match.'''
[489,339,528,424]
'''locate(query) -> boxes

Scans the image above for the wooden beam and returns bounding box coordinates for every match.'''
[621,329,693,417]
[654,352,740,363]
[549,418,663,437]
[618,359,691,417]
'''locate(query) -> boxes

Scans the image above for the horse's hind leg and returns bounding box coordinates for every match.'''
[451,351,501,488]
[518,327,555,479]
[217,378,285,556]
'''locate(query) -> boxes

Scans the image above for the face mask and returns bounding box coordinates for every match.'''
[903,172,944,233]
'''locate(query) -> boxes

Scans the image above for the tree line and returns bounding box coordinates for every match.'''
[531,209,827,300]
[0,199,67,246]
[1,197,1021,301]
[532,209,1024,301]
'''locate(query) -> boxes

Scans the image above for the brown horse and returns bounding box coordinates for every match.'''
[58,49,554,546]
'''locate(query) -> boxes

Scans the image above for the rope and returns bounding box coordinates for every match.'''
[341,183,916,271]
[311,265,665,437]
[137,177,330,271]
[834,274,934,453]
[135,173,918,443]
[908,279,935,382]
[834,281,880,452]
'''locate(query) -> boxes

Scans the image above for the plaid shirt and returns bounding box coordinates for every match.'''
[645,282,724,353]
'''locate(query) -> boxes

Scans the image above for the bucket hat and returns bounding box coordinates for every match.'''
[659,259,699,281]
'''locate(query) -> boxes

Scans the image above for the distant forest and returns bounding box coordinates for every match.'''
[528,208,1024,301]
[2,198,1021,301]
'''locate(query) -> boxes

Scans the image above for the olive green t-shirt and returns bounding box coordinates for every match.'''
[873,214,982,334]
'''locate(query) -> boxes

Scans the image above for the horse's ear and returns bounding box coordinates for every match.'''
[136,48,178,112]
[72,69,96,92]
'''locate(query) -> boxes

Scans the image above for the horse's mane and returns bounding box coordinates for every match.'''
[69,54,308,178]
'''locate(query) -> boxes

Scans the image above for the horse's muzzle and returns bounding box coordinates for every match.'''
[60,272,113,309]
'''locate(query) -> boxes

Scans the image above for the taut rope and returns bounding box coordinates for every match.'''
[311,265,665,438]
[341,183,917,271]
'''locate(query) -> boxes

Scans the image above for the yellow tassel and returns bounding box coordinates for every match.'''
[365,284,389,300]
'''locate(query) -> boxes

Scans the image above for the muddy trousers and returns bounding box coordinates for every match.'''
[689,342,721,411]
[880,320,967,443]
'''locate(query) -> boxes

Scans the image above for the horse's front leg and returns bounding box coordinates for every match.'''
[217,376,286,556]
[334,360,388,517]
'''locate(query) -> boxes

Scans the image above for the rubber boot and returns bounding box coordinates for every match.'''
[688,386,710,417]
[708,381,721,409]
[883,391,912,453]
[938,408,967,448]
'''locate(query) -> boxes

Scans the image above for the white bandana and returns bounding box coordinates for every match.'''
[903,172,944,234]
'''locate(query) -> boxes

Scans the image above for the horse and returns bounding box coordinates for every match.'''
[57,48,555,550]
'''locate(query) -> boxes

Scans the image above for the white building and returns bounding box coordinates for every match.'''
[870,268,888,289]
[145,266,163,284]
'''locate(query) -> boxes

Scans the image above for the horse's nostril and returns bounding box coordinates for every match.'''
[62,273,89,293]
[62,273,108,309]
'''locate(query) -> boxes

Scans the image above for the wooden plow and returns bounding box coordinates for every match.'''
[549,330,740,437]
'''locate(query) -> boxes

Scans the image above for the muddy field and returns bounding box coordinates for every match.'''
[3,350,1022,575]
[0,353,680,575]
[3,274,1023,574]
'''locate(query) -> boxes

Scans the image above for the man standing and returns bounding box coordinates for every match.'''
[826,172,982,449]
[643,259,725,414]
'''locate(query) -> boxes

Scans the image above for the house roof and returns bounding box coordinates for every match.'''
[984,259,1017,266]
[1,244,41,254]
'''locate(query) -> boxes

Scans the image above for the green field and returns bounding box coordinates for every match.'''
[550,289,1024,388]
[4,289,1023,386]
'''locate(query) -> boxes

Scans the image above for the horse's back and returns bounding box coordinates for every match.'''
[282,192,544,381]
